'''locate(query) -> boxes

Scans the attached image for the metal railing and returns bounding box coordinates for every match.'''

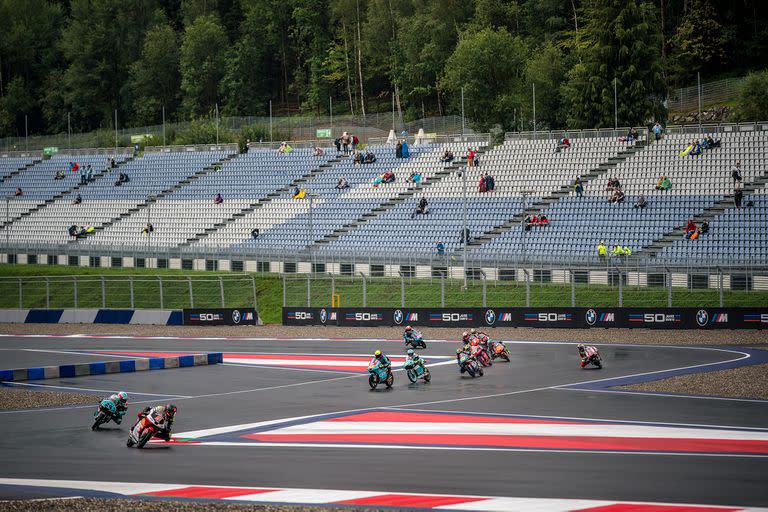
[668,77,743,113]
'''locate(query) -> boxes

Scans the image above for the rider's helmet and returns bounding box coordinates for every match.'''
[117,391,128,403]
[470,328,477,334]
[407,349,414,357]
[462,331,469,342]
[456,347,464,354]
[374,349,382,357]
[405,325,412,332]
[470,338,480,347]
[165,404,177,420]
[577,343,586,355]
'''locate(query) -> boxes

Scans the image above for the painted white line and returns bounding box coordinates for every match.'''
[181,441,768,458]
[562,386,768,404]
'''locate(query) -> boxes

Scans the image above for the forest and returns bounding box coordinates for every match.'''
[1,0,767,138]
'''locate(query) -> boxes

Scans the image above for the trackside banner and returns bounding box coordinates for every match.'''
[184,308,258,326]
[282,307,767,329]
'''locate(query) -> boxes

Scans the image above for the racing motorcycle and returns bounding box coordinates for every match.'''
[457,352,483,378]
[471,341,493,367]
[404,330,427,349]
[580,346,603,369]
[91,399,123,430]
[368,360,394,389]
[489,340,511,362]
[126,410,171,448]
[404,359,431,383]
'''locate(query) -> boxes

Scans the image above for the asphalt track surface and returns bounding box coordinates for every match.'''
[1,334,767,508]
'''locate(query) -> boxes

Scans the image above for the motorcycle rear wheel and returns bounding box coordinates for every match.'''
[466,365,476,378]
[501,353,510,362]
[478,368,484,376]
[423,370,431,382]
[385,373,394,389]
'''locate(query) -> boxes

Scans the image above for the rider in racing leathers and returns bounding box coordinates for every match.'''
[461,331,471,344]
[456,344,472,364]
[371,350,392,375]
[403,325,420,346]
[135,404,177,440]
[405,348,426,371]
[102,391,129,423]
[577,344,599,367]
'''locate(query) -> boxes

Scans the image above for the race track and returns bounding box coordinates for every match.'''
[1,334,767,510]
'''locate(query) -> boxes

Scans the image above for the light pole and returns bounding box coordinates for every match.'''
[146,195,153,256]
[462,164,468,289]
[5,196,9,261]
[520,190,533,264]
[307,192,316,266]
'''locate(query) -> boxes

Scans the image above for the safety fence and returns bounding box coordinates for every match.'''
[668,77,743,113]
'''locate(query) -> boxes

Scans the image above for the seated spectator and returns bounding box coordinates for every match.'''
[606,177,620,191]
[67,161,75,173]
[336,176,349,189]
[110,158,116,168]
[214,193,223,204]
[731,161,743,184]
[436,241,445,256]
[373,174,384,187]
[485,173,495,192]
[251,228,259,240]
[556,137,571,151]
[395,142,403,159]
[685,218,697,239]
[292,187,305,199]
[690,139,702,156]
[623,246,632,256]
[382,171,395,184]
[625,128,636,146]
[633,194,647,209]
[14,187,22,196]
[72,194,82,205]
[114,172,129,186]
[412,197,429,218]
[734,188,743,208]
[363,151,376,164]
[401,140,410,158]
[440,150,454,163]
[574,176,583,197]
[68,225,78,237]
[609,189,625,204]
[537,214,549,226]
[278,141,293,154]
[407,171,422,184]
[707,135,721,148]
[86,165,93,181]
[611,245,625,257]
[142,223,154,235]
[313,147,325,157]
[353,151,363,165]
[478,174,487,193]
[652,122,663,141]
[54,169,66,180]
[524,214,539,231]
[655,175,672,190]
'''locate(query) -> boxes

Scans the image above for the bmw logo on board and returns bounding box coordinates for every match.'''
[585,309,597,326]
[485,309,496,326]
[232,309,241,324]
[320,308,328,324]
[393,309,404,325]
[696,309,709,327]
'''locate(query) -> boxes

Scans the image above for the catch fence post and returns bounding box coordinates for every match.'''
[718,268,724,307]
[306,273,311,308]
[282,274,287,307]
[618,269,623,307]
[18,278,22,309]
[570,270,576,307]
[362,273,367,307]
[158,276,164,309]
[45,277,50,309]
[129,277,135,309]
[667,270,672,307]
[73,276,78,309]
[401,273,405,308]
[219,276,225,307]
[331,274,335,302]
[524,269,530,307]
[251,275,258,313]
[441,277,445,308]
[188,277,194,308]
[101,276,106,308]
[481,271,487,308]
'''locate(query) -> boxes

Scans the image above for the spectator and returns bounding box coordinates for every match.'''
[625,128,636,146]
[278,141,293,154]
[54,169,66,180]
[353,151,363,165]
[685,218,697,239]
[606,177,620,191]
[336,176,349,190]
[407,171,422,184]
[214,193,223,204]
[313,147,325,157]
[556,137,571,151]
[334,137,341,153]
[597,241,607,260]
[460,227,470,244]
[440,150,454,163]
[690,139,702,156]
[363,151,376,164]
[382,171,395,184]
[352,134,359,151]
[731,161,743,185]
[652,122,663,141]
[14,187,22,196]
[86,165,93,181]
[114,172,128,187]
[79,163,87,184]
[538,214,549,226]
[251,228,259,240]
[72,194,82,205]
[412,197,429,218]
[611,245,625,257]
[142,223,154,235]
[633,194,647,209]
[734,188,743,209]
[485,173,495,192]
[524,214,538,231]
[341,132,351,154]
[68,225,78,237]
[110,158,116,168]
[574,176,583,197]
[707,135,721,148]
[293,187,305,199]
[401,139,410,158]
[395,141,403,159]
[67,161,75,173]
[609,188,625,204]
[467,147,475,167]
[478,173,487,193]
[436,241,445,256]
[655,175,672,190]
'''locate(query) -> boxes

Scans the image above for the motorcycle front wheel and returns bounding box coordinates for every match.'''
[92,412,107,431]
[406,369,417,383]
[136,429,154,449]
[385,373,394,389]
[466,365,476,378]
[423,370,431,382]
[368,374,378,389]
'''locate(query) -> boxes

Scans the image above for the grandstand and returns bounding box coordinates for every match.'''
[0,124,766,283]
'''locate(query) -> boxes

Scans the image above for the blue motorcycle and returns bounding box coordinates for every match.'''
[368,360,394,389]
[404,359,431,383]
[92,399,123,430]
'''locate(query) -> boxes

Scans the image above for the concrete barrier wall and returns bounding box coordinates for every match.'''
[0,309,183,325]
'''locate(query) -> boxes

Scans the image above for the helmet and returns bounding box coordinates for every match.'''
[456,347,464,354]
[165,404,177,418]
[407,349,414,356]
[470,328,477,334]
[405,326,412,332]
[577,344,585,353]
[471,338,480,346]
[374,350,381,357]
[117,391,128,402]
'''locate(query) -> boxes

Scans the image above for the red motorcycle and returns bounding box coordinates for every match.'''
[126,408,172,448]
[489,340,511,362]
[471,339,492,367]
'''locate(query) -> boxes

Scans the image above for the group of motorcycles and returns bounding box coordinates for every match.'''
[457,332,512,378]
[92,396,175,449]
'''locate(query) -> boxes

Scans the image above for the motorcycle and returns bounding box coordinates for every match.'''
[368,360,394,389]
[126,410,171,448]
[489,340,511,362]
[471,343,493,367]
[404,331,427,349]
[404,359,431,383]
[580,349,603,369]
[457,352,483,378]
[92,399,122,430]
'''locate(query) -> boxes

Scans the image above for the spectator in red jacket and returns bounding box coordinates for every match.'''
[685,218,697,239]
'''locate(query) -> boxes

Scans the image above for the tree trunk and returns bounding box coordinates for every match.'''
[342,21,355,116]
[356,0,366,117]
[660,0,667,87]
